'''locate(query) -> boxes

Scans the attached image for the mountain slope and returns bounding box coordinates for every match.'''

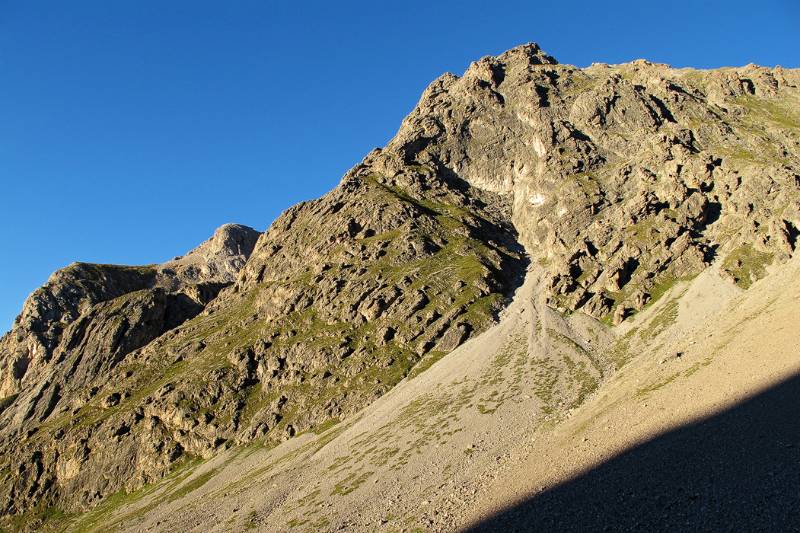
[1,43,799,530]
[62,244,800,532]
[0,156,527,524]
[463,253,800,531]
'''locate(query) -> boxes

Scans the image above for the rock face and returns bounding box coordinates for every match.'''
[0,224,261,520]
[383,44,799,320]
[1,43,799,526]
[158,223,262,289]
[0,173,525,520]
[0,224,260,399]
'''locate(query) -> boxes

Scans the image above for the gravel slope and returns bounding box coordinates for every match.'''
[72,255,800,532]
[464,256,800,531]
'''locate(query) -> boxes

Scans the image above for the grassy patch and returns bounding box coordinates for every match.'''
[1,505,74,533]
[163,466,218,504]
[563,355,598,408]
[313,417,341,435]
[721,244,774,289]
[639,297,680,344]
[636,371,682,398]
[407,350,446,379]
[736,95,800,131]
[69,455,204,533]
[607,329,636,370]
[331,470,374,496]
[244,511,259,530]
[684,356,714,377]
[532,360,560,415]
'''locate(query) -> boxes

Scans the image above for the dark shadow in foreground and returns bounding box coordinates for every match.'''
[466,373,800,532]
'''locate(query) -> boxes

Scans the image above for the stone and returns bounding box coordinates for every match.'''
[435,324,471,352]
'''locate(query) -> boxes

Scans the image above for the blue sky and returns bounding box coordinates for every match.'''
[1,0,798,332]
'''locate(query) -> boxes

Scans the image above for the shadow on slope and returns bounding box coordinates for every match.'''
[467,373,800,532]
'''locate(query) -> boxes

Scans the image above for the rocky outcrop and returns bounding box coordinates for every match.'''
[0,224,259,400]
[0,224,262,521]
[1,43,799,528]
[158,223,261,289]
[0,169,526,520]
[0,263,156,398]
[378,44,799,320]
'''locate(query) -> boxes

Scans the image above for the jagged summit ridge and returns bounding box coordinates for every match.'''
[488,42,558,68]
[367,44,799,322]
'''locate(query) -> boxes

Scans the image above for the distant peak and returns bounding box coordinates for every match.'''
[213,223,260,239]
[166,223,261,266]
[204,223,261,257]
[462,43,558,87]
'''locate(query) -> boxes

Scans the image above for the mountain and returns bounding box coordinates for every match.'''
[1,43,798,531]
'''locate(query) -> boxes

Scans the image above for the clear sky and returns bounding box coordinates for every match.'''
[1,0,798,332]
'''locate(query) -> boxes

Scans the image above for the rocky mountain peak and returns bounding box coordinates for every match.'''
[378,46,799,326]
[182,223,260,261]
[160,223,260,287]
[0,43,798,529]
[495,42,558,66]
